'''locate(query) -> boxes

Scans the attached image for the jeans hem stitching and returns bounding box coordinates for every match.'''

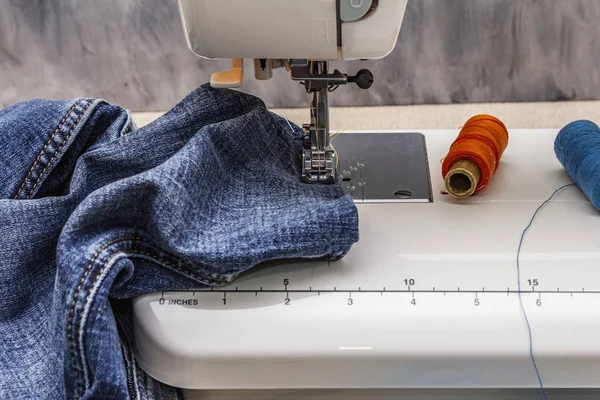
[69,236,233,397]
[13,100,82,199]
[25,100,94,199]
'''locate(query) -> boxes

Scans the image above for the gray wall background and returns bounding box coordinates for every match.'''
[2,0,600,111]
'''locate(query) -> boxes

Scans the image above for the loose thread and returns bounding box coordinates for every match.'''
[280,112,297,135]
[516,183,575,400]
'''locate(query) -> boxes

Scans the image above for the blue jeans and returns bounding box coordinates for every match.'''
[0,85,358,399]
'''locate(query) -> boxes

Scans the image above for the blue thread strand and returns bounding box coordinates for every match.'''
[517,183,575,400]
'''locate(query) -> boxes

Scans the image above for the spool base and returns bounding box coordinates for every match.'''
[444,159,481,198]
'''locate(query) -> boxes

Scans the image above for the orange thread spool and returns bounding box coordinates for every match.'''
[442,115,509,198]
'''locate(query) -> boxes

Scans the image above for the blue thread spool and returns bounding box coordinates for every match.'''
[555,120,600,210]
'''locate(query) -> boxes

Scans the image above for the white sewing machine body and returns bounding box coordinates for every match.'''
[133,129,600,393]
[178,0,408,61]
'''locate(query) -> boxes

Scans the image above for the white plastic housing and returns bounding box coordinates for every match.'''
[177,0,408,61]
[133,130,600,390]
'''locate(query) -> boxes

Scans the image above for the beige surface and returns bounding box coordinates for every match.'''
[132,101,600,130]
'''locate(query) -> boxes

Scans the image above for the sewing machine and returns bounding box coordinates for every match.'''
[132,1,600,398]
[178,0,407,183]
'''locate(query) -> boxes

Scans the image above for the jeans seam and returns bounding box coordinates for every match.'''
[25,100,94,199]
[13,100,82,199]
[69,236,232,397]
[68,236,138,398]
[116,315,143,400]
[120,339,142,400]
[123,119,133,136]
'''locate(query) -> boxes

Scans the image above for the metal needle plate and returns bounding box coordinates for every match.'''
[332,132,432,202]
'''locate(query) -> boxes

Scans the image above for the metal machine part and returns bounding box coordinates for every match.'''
[303,86,335,183]
[332,132,432,202]
[293,61,341,183]
[253,59,289,81]
[290,60,375,183]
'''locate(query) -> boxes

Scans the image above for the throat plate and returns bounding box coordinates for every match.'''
[332,132,432,202]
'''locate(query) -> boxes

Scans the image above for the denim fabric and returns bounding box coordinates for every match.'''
[0,84,358,399]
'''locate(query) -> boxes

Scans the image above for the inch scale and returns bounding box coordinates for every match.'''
[133,130,600,391]
[158,284,600,308]
[136,273,600,390]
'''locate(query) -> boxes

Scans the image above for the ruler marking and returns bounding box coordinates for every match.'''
[166,289,600,294]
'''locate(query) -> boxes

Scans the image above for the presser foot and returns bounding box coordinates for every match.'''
[302,148,336,184]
